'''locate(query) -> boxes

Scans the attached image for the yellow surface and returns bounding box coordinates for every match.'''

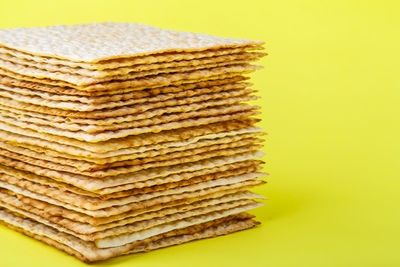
[0,0,399,266]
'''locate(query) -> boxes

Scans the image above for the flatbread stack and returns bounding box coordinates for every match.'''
[0,22,267,262]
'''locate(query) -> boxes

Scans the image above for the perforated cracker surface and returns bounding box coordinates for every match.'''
[0,22,263,62]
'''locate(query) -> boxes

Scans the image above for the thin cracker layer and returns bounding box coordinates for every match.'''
[0,208,259,262]
[0,22,263,62]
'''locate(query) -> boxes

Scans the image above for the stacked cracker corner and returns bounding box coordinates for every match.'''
[0,22,267,263]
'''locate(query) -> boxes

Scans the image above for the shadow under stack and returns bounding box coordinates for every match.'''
[0,22,267,263]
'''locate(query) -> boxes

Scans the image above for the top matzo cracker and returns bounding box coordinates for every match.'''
[0,22,263,63]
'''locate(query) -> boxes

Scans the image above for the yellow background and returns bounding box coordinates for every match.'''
[0,0,399,266]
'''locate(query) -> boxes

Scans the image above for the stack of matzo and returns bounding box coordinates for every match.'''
[0,22,267,262]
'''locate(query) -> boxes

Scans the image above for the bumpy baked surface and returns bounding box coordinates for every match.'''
[0,22,263,62]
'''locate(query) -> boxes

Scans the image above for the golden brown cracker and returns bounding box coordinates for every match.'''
[0,51,265,78]
[0,150,265,192]
[0,79,250,105]
[0,134,263,170]
[0,64,260,91]
[0,208,258,262]
[0,159,263,198]
[0,174,265,217]
[0,118,259,154]
[0,107,259,142]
